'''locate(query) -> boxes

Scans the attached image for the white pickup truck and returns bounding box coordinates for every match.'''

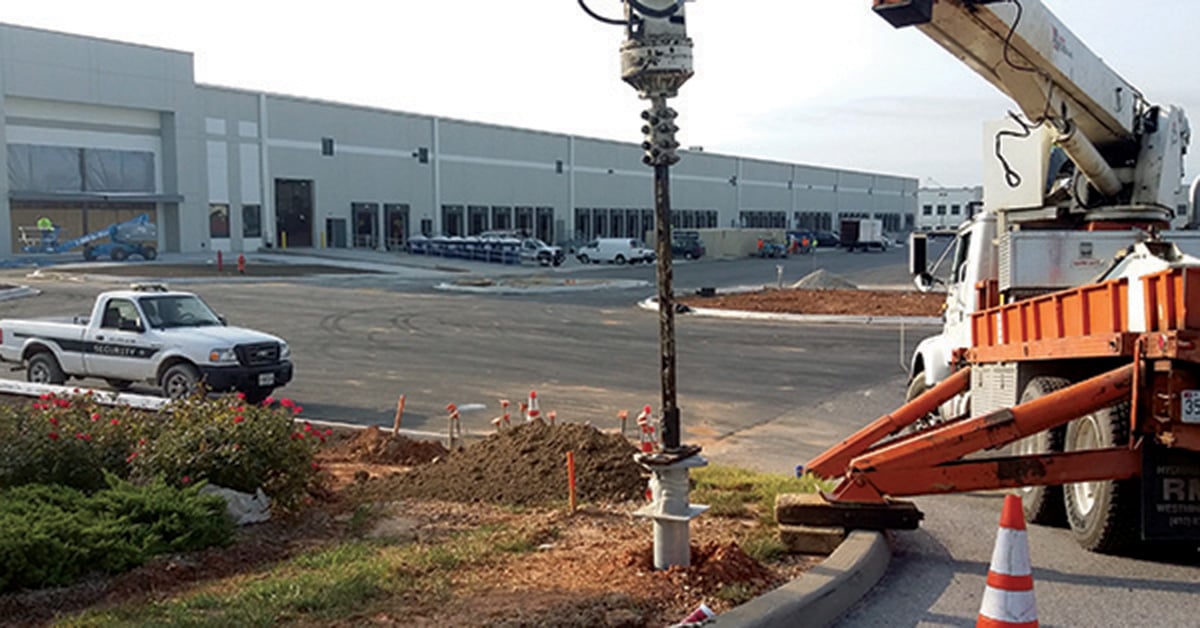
[0,284,293,403]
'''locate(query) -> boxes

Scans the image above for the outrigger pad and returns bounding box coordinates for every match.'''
[775,492,924,531]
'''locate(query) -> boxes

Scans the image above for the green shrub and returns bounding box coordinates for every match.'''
[0,392,321,509]
[0,476,234,592]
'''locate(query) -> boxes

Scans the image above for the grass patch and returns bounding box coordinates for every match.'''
[691,465,830,525]
[63,522,547,627]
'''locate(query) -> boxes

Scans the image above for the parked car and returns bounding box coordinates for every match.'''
[576,238,655,264]
[756,239,788,258]
[672,235,706,260]
[479,231,564,266]
[812,230,841,248]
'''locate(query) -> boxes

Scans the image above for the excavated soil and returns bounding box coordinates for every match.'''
[682,287,945,317]
[387,421,647,505]
[4,419,811,627]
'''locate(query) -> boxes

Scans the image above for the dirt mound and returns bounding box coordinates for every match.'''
[333,426,448,465]
[391,421,646,506]
[680,287,944,317]
[623,541,777,604]
[791,269,857,290]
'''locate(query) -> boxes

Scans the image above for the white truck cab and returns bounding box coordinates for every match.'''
[0,284,292,403]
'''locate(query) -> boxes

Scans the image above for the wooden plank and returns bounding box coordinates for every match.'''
[775,493,923,531]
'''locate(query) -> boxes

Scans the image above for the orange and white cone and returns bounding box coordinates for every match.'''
[977,494,1038,628]
[526,390,541,422]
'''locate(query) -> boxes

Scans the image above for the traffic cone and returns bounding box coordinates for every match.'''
[527,390,541,422]
[977,494,1038,628]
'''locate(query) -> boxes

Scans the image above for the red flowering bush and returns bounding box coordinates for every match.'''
[0,394,142,491]
[128,395,320,509]
[0,392,320,509]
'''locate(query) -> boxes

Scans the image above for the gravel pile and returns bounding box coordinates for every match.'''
[791,269,858,290]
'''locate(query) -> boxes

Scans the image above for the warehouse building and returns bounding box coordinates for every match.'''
[0,23,917,258]
[916,186,983,231]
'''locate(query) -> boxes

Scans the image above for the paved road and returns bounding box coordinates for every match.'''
[1,250,1195,626]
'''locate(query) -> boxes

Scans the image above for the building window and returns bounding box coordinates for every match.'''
[321,137,335,156]
[922,204,933,216]
[209,204,230,238]
[936,205,947,215]
[242,205,262,238]
[951,204,961,215]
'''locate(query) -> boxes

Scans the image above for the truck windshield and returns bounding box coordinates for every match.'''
[138,295,222,329]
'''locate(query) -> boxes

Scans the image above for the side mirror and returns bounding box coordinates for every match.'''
[908,232,928,276]
[218,315,228,326]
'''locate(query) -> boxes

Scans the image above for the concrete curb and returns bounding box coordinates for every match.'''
[0,379,168,410]
[0,285,41,302]
[638,296,943,326]
[435,279,651,295]
[709,531,890,628]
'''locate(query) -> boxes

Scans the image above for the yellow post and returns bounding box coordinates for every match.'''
[281,232,288,249]
[320,231,326,249]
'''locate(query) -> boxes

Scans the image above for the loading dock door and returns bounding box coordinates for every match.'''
[275,179,313,247]
[384,203,410,251]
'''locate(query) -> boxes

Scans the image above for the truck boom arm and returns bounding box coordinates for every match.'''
[878,0,1140,148]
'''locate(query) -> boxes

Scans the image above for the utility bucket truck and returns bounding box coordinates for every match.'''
[792,0,1200,553]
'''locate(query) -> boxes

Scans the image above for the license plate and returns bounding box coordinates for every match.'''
[258,373,275,387]
[1182,390,1200,424]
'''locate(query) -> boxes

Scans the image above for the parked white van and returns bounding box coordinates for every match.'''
[575,238,655,264]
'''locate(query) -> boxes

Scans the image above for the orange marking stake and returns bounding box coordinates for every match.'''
[567,451,577,512]
[216,250,223,272]
[617,409,629,436]
[977,495,1038,628]
[237,254,246,274]
[391,394,406,437]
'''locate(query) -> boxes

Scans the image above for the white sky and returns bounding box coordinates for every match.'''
[3,1,1198,187]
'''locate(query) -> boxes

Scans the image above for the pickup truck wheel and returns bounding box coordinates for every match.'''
[161,364,201,399]
[105,379,134,392]
[242,388,271,405]
[1063,400,1138,553]
[27,353,66,385]
[614,254,626,265]
[578,254,590,264]
[1011,376,1069,526]
[897,370,940,436]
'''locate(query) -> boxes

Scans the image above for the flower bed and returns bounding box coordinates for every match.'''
[0,391,324,592]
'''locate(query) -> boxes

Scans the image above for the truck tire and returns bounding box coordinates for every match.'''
[1063,400,1139,553]
[27,353,66,385]
[161,363,201,400]
[578,254,590,264]
[242,387,272,405]
[111,248,129,262]
[899,369,944,435]
[614,254,626,265]
[105,378,134,392]
[83,246,97,261]
[1012,376,1069,526]
[142,246,158,261]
